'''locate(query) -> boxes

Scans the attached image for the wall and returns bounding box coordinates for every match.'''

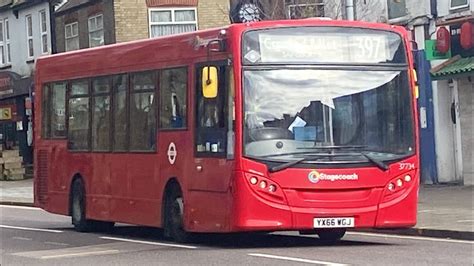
[2,2,51,76]
[197,0,229,29]
[113,0,148,43]
[437,0,474,17]
[458,76,473,185]
[55,0,115,53]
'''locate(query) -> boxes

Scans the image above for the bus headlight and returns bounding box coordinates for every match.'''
[250,176,258,185]
[396,179,403,187]
[388,183,395,191]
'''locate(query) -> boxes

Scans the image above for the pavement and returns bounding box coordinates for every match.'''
[1,178,472,240]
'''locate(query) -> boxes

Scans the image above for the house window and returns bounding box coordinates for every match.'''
[149,8,197,37]
[5,18,10,64]
[387,0,407,19]
[88,14,104,47]
[39,10,48,54]
[65,22,79,51]
[287,1,324,19]
[0,20,4,65]
[26,15,34,58]
[450,0,469,10]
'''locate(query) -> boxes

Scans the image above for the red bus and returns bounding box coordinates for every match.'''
[34,19,419,242]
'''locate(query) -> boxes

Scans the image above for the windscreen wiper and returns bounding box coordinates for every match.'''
[299,145,368,150]
[302,145,389,171]
[268,157,308,173]
[284,145,390,172]
[360,152,389,171]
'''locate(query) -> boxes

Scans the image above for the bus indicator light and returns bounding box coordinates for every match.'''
[259,181,267,189]
[269,185,276,192]
[404,175,412,182]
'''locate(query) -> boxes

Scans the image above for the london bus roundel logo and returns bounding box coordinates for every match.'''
[308,170,321,184]
[167,142,177,165]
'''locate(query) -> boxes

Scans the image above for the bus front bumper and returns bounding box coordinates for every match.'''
[231,173,418,231]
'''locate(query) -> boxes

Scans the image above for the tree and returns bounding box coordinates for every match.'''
[248,0,386,22]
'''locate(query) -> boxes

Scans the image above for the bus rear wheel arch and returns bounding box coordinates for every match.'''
[163,180,193,243]
[70,176,114,232]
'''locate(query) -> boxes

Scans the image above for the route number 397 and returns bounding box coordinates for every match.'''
[399,163,415,170]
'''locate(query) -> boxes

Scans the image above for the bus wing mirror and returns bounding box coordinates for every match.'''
[202,66,218,99]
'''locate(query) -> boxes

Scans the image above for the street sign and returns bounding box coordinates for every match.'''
[0,107,12,120]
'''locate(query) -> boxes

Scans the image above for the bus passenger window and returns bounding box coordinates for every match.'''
[41,85,51,139]
[68,80,90,151]
[129,71,156,151]
[51,83,67,138]
[113,75,128,151]
[195,64,228,156]
[160,68,187,129]
[92,77,111,151]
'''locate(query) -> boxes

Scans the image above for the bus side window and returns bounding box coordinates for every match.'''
[68,80,91,151]
[129,71,157,151]
[195,64,227,156]
[160,67,187,129]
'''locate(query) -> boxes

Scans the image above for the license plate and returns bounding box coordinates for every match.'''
[313,217,355,228]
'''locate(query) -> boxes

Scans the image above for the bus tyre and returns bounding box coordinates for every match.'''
[164,186,192,243]
[317,229,346,243]
[71,179,93,232]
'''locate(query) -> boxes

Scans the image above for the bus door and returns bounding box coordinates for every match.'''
[187,62,234,230]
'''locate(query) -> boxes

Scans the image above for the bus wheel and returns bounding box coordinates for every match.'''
[164,186,192,243]
[317,229,346,243]
[71,179,93,232]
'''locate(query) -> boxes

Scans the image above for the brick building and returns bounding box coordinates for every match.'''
[54,0,230,53]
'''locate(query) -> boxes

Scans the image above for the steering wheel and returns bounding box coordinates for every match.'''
[247,127,294,141]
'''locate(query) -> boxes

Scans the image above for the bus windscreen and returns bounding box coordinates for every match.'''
[242,27,407,65]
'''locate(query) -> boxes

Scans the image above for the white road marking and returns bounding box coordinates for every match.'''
[0,225,63,233]
[100,236,197,249]
[348,232,473,244]
[40,250,120,259]
[456,220,473,223]
[0,205,40,211]
[248,253,348,265]
[44,241,70,246]
[12,237,32,241]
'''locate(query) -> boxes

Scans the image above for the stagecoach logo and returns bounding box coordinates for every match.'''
[308,170,359,184]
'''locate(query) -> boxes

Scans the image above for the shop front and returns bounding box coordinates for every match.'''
[0,71,33,165]
[431,20,473,185]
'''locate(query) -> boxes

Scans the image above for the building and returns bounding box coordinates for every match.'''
[0,0,54,165]
[429,0,473,185]
[54,0,230,53]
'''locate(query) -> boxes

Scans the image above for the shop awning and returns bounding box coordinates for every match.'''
[431,56,474,80]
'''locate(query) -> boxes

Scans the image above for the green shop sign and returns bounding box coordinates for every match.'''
[425,40,451,61]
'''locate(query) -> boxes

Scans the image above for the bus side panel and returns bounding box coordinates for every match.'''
[87,154,111,221]
[186,191,232,232]
[109,154,131,224]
